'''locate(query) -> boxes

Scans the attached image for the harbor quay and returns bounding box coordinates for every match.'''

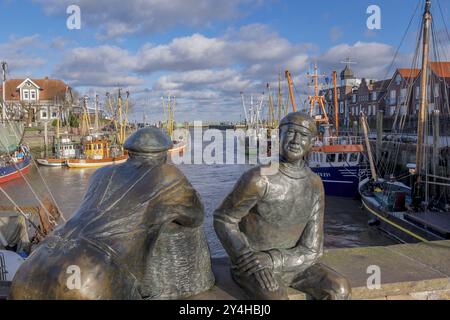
[3,241,450,300]
[195,240,450,300]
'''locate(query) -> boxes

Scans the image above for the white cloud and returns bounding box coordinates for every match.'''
[53,45,141,87]
[33,0,257,39]
[318,41,400,79]
[0,35,47,75]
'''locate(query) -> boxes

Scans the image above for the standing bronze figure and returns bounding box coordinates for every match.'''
[9,127,214,300]
[214,112,351,300]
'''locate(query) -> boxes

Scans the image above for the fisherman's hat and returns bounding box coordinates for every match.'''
[124,127,174,153]
[279,112,317,137]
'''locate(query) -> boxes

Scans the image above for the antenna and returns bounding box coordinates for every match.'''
[340,57,357,67]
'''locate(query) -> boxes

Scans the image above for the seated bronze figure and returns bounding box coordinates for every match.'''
[214,112,351,300]
[9,127,214,300]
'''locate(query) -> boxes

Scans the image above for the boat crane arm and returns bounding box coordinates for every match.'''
[285,70,297,112]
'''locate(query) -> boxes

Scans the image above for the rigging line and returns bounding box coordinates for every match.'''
[379,0,422,98]
[0,138,60,227]
[3,113,66,222]
[430,20,450,198]
[0,186,45,237]
[436,0,450,47]
[382,7,422,181]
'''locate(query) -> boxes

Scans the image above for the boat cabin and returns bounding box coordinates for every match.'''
[53,138,80,159]
[309,151,362,168]
[82,139,110,160]
[309,135,365,168]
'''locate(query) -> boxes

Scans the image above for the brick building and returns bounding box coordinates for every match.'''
[321,62,450,132]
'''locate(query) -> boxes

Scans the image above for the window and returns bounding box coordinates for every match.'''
[40,111,48,119]
[400,88,407,103]
[23,89,29,100]
[352,94,357,103]
[434,84,439,98]
[51,111,57,118]
[415,86,420,100]
[326,154,336,163]
[395,74,402,85]
[338,153,346,162]
[349,153,359,163]
[390,106,395,116]
[400,105,407,115]
[339,101,344,114]
[390,90,397,105]
[371,92,377,101]
[30,90,36,100]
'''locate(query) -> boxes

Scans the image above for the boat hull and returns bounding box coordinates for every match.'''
[360,195,444,243]
[36,158,66,167]
[358,179,447,243]
[0,156,31,184]
[311,165,367,198]
[66,155,128,168]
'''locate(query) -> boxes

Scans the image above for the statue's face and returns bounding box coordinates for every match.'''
[280,124,313,163]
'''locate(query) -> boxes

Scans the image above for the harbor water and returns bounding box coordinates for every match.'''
[0,130,396,257]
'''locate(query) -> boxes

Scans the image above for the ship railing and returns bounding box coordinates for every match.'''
[317,136,364,146]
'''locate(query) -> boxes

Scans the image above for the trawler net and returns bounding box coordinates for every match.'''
[0,122,24,155]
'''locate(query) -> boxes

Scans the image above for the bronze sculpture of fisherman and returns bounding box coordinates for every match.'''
[9,127,215,300]
[214,112,351,300]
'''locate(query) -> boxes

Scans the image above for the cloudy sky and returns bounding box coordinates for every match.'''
[0,0,449,122]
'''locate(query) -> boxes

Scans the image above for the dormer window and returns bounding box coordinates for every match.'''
[30,90,36,100]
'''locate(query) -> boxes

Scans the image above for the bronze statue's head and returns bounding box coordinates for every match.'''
[124,127,173,164]
[279,112,317,163]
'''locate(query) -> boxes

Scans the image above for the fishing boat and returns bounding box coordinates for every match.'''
[37,90,81,167]
[0,62,32,183]
[161,95,188,153]
[285,67,368,197]
[0,143,31,184]
[359,0,450,242]
[239,92,266,156]
[66,91,129,169]
[66,136,127,168]
[36,137,81,167]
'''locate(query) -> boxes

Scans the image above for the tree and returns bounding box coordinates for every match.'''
[68,112,79,128]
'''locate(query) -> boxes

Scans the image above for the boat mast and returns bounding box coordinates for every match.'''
[361,112,377,181]
[333,70,339,135]
[1,62,7,121]
[415,0,432,196]
[240,92,249,126]
[267,83,276,128]
[277,71,283,122]
[307,64,329,124]
[94,94,99,133]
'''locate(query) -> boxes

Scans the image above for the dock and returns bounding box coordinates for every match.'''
[193,240,450,300]
[2,241,449,300]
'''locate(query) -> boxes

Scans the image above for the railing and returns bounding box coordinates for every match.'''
[315,136,364,146]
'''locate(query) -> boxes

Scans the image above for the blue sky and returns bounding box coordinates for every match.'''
[0,0,449,121]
